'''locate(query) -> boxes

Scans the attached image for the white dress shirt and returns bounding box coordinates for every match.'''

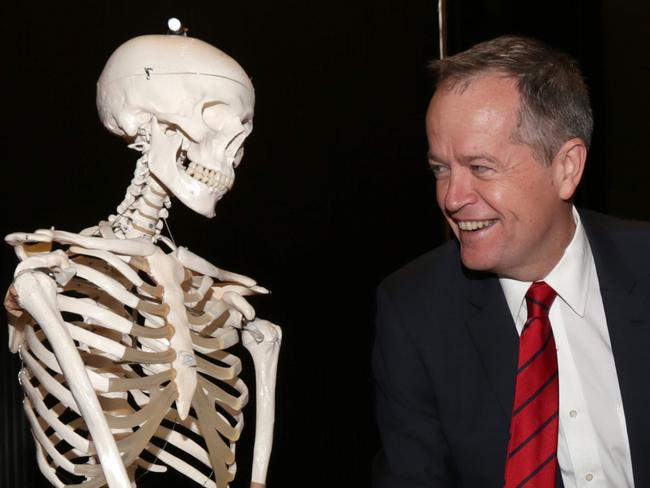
[499,208,634,488]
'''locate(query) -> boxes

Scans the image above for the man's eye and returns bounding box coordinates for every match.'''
[470,165,492,175]
[430,164,449,179]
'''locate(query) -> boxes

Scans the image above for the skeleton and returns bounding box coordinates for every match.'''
[5,31,281,488]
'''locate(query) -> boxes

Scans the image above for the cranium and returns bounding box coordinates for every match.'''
[97,35,255,217]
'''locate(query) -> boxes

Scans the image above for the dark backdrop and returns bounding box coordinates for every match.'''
[1,1,648,487]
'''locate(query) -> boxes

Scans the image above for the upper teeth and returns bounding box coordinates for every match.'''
[458,220,495,231]
[185,162,233,193]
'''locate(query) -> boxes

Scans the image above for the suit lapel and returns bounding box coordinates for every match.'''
[465,273,519,420]
[465,275,570,487]
[582,212,650,487]
[465,280,568,487]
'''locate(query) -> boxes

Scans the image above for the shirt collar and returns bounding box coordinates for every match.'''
[499,207,591,323]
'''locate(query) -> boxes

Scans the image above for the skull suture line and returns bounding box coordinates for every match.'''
[97,35,255,217]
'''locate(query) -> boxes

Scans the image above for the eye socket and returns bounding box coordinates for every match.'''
[202,102,230,132]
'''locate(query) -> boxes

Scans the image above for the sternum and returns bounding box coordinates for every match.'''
[147,248,197,420]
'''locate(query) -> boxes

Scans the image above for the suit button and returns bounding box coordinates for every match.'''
[585,473,594,482]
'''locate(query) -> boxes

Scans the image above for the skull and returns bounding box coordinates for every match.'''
[96,35,255,217]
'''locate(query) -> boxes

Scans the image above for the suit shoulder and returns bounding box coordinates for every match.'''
[581,209,650,263]
[580,210,650,246]
[379,239,466,300]
[581,209,650,233]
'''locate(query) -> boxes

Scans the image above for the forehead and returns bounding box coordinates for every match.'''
[426,74,521,136]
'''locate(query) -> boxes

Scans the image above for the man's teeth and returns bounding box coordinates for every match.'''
[457,220,496,231]
[185,162,233,193]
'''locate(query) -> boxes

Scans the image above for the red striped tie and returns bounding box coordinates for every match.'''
[503,281,559,488]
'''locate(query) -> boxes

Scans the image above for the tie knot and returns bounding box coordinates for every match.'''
[525,281,557,318]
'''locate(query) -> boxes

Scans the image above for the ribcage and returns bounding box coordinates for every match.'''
[15,244,250,488]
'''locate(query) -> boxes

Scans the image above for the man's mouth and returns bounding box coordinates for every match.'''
[456,219,498,231]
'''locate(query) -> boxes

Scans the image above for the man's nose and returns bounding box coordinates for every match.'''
[442,171,477,213]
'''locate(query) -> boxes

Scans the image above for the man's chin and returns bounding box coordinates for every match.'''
[459,250,497,273]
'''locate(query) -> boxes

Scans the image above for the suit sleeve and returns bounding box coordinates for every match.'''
[372,284,455,488]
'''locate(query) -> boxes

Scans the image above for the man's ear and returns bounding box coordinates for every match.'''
[553,138,587,201]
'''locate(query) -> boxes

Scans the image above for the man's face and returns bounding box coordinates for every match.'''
[426,75,575,281]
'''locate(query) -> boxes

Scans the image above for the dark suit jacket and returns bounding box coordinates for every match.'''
[372,210,650,488]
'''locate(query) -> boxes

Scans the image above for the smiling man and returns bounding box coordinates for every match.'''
[428,73,580,281]
[373,36,649,488]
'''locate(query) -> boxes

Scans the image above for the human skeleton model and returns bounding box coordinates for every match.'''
[5,33,281,488]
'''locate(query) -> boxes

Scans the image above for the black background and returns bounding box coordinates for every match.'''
[1,1,648,487]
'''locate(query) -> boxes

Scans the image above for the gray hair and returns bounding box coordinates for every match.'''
[429,36,593,164]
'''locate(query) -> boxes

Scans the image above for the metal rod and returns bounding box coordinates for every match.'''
[438,0,447,59]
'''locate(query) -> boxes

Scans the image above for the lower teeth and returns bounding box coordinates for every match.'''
[185,164,229,190]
